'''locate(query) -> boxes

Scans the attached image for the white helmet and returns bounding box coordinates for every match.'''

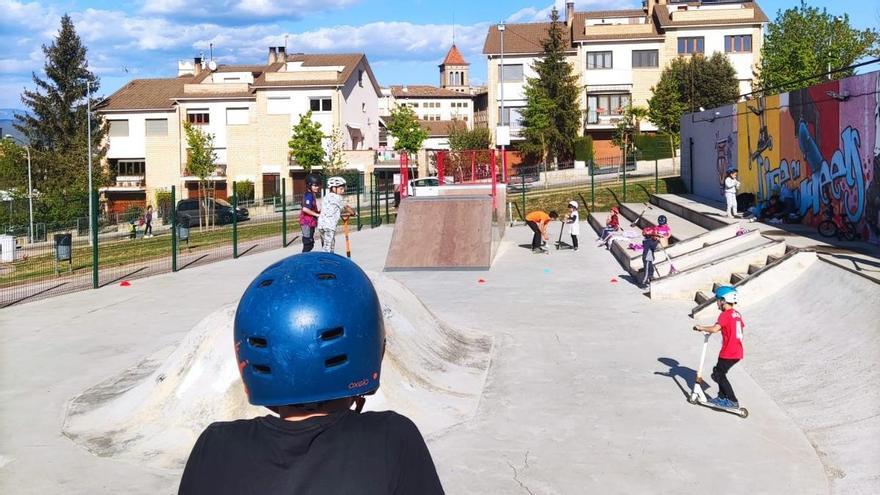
[327,176,346,188]
[568,201,579,209]
[714,285,739,304]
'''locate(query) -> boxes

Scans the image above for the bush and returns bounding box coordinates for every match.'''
[123,205,144,224]
[634,134,675,160]
[155,189,173,222]
[234,180,255,202]
[574,136,594,162]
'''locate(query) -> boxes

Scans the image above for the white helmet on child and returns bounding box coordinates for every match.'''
[714,285,739,304]
[327,176,346,188]
[568,201,579,209]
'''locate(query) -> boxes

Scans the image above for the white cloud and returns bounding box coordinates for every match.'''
[141,0,360,23]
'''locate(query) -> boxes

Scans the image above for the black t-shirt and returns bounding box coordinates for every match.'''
[178,410,444,495]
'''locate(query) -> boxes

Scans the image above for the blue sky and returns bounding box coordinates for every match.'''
[0,0,877,108]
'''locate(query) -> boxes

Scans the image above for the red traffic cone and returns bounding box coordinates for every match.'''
[120,280,131,287]
[477,278,486,284]
[610,278,618,283]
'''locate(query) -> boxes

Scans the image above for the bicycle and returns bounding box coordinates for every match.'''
[817,209,858,241]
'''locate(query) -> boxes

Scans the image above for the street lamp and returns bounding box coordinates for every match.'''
[828,16,844,80]
[86,80,95,246]
[497,21,506,181]
[4,134,34,244]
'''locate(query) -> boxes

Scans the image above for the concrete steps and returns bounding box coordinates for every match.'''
[690,249,819,319]
[588,211,643,274]
[651,194,737,230]
[650,239,787,300]
[651,229,764,277]
[619,202,707,242]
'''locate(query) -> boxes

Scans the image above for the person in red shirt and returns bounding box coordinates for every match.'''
[692,286,744,408]
[598,206,621,246]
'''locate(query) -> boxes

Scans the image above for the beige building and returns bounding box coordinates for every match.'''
[482,0,767,152]
[98,49,382,212]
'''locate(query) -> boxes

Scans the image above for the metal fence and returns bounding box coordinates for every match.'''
[0,170,399,308]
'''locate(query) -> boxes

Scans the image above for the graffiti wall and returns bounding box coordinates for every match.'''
[681,71,880,243]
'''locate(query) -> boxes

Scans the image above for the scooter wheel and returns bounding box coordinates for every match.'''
[738,408,749,418]
[687,395,698,404]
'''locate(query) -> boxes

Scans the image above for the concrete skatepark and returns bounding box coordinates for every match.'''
[1,190,878,494]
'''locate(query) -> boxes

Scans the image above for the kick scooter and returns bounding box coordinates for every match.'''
[688,332,749,418]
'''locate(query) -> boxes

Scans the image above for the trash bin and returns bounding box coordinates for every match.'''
[54,233,72,262]
[178,215,190,242]
[0,234,15,263]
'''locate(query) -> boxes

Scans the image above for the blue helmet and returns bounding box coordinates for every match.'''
[657,215,668,226]
[234,253,385,407]
[714,285,739,304]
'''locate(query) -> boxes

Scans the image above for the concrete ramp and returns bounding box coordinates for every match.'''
[384,196,501,270]
[737,260,880,494]
[61,272,492,470]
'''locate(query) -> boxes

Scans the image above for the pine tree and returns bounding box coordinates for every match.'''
[15,15,106,224]
[523,8,581,164]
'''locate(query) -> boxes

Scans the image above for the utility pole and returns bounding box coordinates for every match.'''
[498,22,506,181]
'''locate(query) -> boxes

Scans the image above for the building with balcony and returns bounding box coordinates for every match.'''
[482,0,767,151]
[98,48,381,212]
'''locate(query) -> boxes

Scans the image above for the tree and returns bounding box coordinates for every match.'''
[648,67,687,159]
[758,1,879,93]
[519,82,554,165]
[521,7,581,164]
[288,111,325,173]
[0,139,27,191]
[324,126,348,177]
[183,121,218,228]
[447,121,490,151]
[386,105,427,155]
[14,15,107,225]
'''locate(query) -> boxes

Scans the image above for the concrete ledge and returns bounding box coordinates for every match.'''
[653,229,764,276]
[651,194,736,230]
[632,223,749,272]
[692,250,818,319]
[619,202,707,242]
[650,240,787,300]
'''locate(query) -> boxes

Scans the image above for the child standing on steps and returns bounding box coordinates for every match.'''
[724,168,741,218]
[693,286,745,408]
[566,201,580,251]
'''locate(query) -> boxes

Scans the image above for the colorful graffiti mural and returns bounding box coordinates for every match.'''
[684,71,880,244]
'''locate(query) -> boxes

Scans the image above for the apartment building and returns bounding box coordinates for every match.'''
[483,0,767,148]
[98,48,381,212]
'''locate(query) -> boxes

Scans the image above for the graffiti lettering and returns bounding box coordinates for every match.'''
[763,125,866,223]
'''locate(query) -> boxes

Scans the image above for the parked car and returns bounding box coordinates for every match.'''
[176,198,249,226]
[407,177,441,197]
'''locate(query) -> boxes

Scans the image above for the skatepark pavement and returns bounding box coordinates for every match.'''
[1,221,873,493]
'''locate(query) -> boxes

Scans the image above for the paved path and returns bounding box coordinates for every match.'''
[0,224,830,494]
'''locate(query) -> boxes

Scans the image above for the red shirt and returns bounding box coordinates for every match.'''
[716,309,745,359]
[607,213,619,228]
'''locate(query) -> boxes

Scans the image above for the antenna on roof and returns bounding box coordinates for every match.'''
[284,34,289,54]
[209,43,213,61]
[452,10,456,45]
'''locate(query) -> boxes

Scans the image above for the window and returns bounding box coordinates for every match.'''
[586,51,613,69]
[499,64,524,82]
[358,69,364,87]
[109,120,129,137]
[587,94,632,123]
[497,107,524,128]
[116,160,145,176]
[678,37,704,54]
[267,97,290,114]
[145,119,168,137]
[361,102,366,113]
[632,49,659,68]
[725,35,752,53]
[223,77,241,81]
[187,110,210,124]
[309,98,332,112]
[226,107,249,125]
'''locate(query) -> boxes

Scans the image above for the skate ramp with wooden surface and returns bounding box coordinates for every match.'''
[701,259,880,494]
[61,271,492,470]
[384,194,505,270]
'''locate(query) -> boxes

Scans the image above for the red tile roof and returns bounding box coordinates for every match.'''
[420,119,466,137]
[653,2,768,28]
[390,85,471,99]
[483,22,575,55]
[441,44,469,66]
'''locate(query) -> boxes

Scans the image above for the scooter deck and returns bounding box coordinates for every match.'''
[689,395,749,418]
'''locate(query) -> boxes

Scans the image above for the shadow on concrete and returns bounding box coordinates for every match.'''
[654,357,701,399]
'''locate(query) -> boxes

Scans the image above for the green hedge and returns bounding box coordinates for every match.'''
[634,134,676,161]
[574,136,594,162]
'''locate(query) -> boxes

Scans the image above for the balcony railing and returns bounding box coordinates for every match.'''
[111,175,146,189]
[182,164,227,178]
